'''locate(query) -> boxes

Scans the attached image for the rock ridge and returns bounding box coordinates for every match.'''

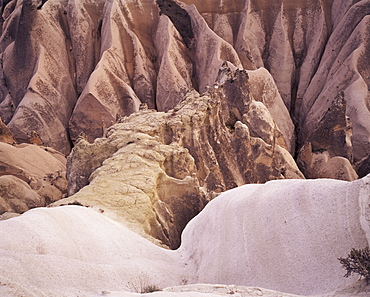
[0,0,368,179]
[55,66,303,248]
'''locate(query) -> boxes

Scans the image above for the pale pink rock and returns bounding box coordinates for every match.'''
[0,0,369,178]
[0,142,67,214]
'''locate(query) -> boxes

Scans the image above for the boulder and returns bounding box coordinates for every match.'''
[0,175,43,214]
[297,143,358,181]
[297,92,358,180]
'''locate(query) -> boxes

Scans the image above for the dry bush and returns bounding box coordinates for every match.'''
[339,247,370,279]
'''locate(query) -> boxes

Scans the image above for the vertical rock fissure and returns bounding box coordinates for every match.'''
[156,0,194,48]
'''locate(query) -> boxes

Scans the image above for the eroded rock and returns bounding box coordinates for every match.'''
[2,176,370,296]
[3,0,77,154]
[0,0,369,179]
[56,131,207,249]
[297,92,358,180]
[0,175,43,213]
[0,116,14,144]
[0,142,67,214]
[57,67,303,248]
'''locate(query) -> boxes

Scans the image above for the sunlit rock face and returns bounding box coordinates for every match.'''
[55,68,303,248]
[0,0,369,179]
[179,175,370,296]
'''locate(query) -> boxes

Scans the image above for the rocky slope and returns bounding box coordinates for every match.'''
[0,118,67,216]
[0,0,368,178]
[0,142,67,215]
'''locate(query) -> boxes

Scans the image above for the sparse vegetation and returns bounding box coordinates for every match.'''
[338,247,370,279]
[140,284,162,293]
[127,275,162,293]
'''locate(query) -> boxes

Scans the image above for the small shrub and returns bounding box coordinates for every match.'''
[140,284,161,293]
[127,275,161,293]
[338,247,370,279]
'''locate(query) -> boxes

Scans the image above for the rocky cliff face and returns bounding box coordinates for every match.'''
[0,0,368,176]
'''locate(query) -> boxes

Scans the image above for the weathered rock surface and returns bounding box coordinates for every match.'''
[0,142,67,214]
[1,176,370,296]
[1,0,77,154]
[297,91,358,181]
[179,175,370,295]
[55,67,303,248]
[0,0,369,179]
[1,1,370,296]
[0,116,14,144]
[58,131,207,249]
[0,206,188,297]
[0,175,43,214]
[92,281,370,297]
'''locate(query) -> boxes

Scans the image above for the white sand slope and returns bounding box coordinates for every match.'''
[1,176,370,296]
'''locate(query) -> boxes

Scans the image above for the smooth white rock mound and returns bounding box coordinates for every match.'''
[180,176,370,295]
[0,206,186,296]
[0,176,370,296]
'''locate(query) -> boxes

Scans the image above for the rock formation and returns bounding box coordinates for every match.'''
[297,91,358,180]
[180,176,370,295]
[0,115,67,215]
[1,176,370,296]
[0,0,368,180]
[54,66,303,248]
[0,0,370,295]
[1,0,77,154]
[0,116,14,144]
[0,142,67,215]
